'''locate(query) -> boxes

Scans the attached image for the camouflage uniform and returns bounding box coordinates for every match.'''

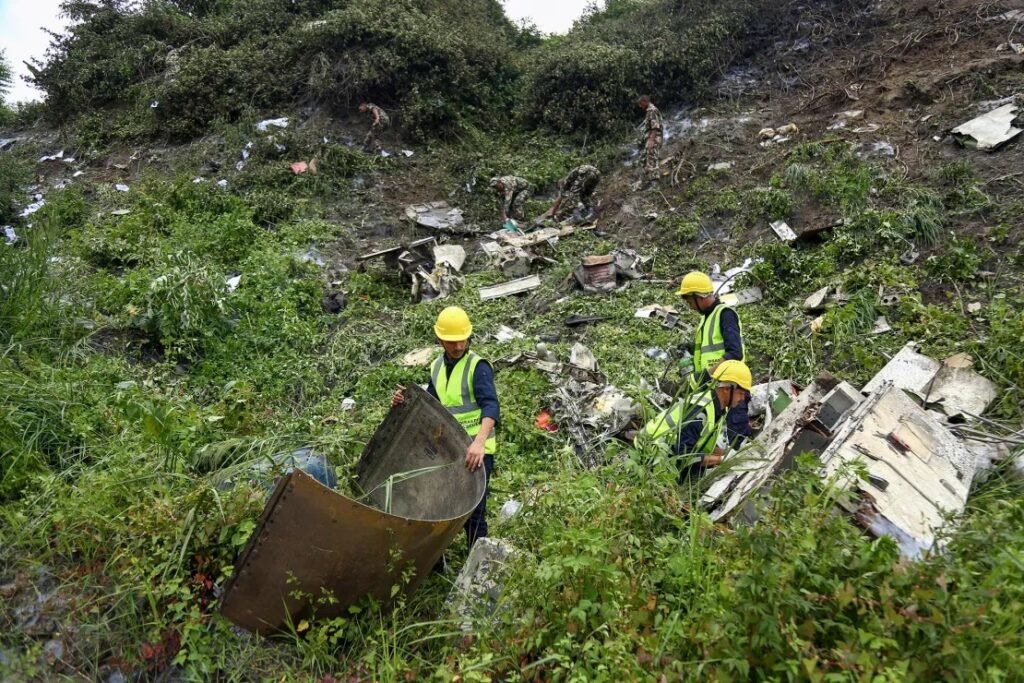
[362,103,390,150]
[492,175,533,221]
[639,103,664,180]
[557,165,601,217]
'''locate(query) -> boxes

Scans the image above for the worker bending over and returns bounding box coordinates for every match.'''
[542,164,601,221]
[490,175,533,225]
[639,360,753,480]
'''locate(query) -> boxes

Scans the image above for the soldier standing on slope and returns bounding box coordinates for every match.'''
[637,95,664,183]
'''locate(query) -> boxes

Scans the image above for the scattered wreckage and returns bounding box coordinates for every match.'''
[702,342,1002,559]
[951,99,1022,151]
[573,249,646,293]
[404,201,476,234]
[219,384,485,634]
[358,237,466,302]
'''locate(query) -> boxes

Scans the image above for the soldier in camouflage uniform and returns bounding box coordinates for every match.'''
[490,175,533,223]
[359,102,390,151]
[637,95,664,181]
[544,164,601,220]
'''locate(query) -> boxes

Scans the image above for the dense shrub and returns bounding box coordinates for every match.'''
[31,0,836,141]
[0,49,13,124]
[520,0,768,134]
[32,0,521,140]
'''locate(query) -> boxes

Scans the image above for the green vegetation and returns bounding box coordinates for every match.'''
[2,0,1023,680]
[30,0,524,141]
[0,49,13,124]
[28,0,859,142]
[2,148,1023,677]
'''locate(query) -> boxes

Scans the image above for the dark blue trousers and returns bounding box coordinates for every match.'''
[465,454,494,546]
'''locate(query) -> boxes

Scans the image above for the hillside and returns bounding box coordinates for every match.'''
[2,0,1024,680]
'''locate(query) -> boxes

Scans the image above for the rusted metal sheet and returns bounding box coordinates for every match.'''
[220,384,485,634]
[580,255,617,289]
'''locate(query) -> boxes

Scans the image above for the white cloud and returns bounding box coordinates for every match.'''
[503,0,595,34]
[0,0,68,103]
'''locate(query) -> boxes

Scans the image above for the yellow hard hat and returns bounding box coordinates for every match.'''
[711,360,753,392]
[677,271,714,296]
[434,306,473,341]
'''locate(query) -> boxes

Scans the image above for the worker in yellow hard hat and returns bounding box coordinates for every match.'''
[677,270,750,440]
[392,306,499,547]
[637,360,754,480]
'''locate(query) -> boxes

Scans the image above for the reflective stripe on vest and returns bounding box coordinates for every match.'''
[692,304,744,373]
[643,392,720,454]
[431,351,497,454]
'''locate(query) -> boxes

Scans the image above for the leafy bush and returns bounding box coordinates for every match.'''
[0,49,14,123]
[33,0,522,140]
[304,0,520,139]
[655,213,701,242]
[744,186,792,221]
[29,2,195,123]
[926,236,982,281]
[458,456,1024,680]
[519,0,801,135]
[133,253,229,358]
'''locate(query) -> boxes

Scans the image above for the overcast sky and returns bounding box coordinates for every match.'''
[505,0,592,33]
[0,0,593,104]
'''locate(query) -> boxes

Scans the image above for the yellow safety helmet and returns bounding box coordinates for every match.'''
[677,271,714,297]
[711,360,753,392]
[434,306,473,341]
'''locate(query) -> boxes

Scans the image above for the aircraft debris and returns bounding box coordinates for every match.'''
[569,343,598,372]
[564,314,608,328]
[256,117,289,131]
[479,275,541,301]
[635,304,678,319]
[951,103,1023,151]
[803,286,830,311]
[219,384,485,634]
[494,325,525,343]
[449,537,519,630]
[402,347,437,367]
[769,219,797,242]
[573,249,646,293]
[827,110,864,130]
[405,201,476,234]
[870,316,892,334]
[720,287,763,307]
[644,348,669,361]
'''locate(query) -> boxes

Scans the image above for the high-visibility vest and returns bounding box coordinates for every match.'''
[431,351,497,454]
[641,391,721,455]
[692,304,744,376]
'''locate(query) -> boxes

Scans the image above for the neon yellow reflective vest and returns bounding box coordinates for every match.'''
[692,303,745,379]
[641,391,721,455]
[431,351,497,454]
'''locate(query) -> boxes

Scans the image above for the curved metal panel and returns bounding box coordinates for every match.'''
[220,383,485,634]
